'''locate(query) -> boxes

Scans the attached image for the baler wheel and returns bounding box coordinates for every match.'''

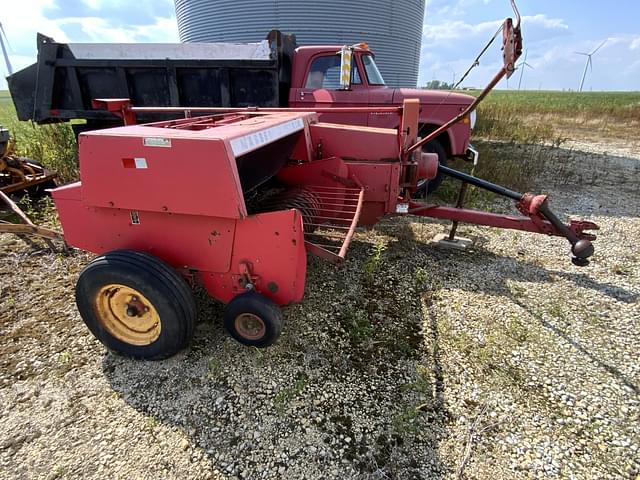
[223,291,283,348]
[75,250,196,360]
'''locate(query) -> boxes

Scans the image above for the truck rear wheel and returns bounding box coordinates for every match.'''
[224,291,283,348]
[416,140,448,197]
[75,250,196,360]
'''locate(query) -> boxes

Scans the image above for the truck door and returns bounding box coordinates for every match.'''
[289,54,369,126]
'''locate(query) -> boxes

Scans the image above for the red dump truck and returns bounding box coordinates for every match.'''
[8,32,477,194]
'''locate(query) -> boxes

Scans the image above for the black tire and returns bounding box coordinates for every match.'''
[75,250,196,360]
[416,139,448,197]
[223,291,283,348]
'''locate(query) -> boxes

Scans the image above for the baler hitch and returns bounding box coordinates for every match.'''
[426,164,598,266]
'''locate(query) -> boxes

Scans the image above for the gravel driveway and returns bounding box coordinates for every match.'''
[0,141,638,480]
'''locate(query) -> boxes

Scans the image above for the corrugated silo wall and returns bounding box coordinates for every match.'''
[174,0,425,87]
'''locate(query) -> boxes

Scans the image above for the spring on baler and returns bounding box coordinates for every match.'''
[255,188,322,234]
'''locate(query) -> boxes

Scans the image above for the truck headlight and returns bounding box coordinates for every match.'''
[469,110,477,129]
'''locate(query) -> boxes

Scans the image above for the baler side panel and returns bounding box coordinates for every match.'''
[200,209,307,306]
[80,133,246,218]
[309,123,399,161]
[53,184,236,273]
[344,162,401,226]
[276,156,350,187]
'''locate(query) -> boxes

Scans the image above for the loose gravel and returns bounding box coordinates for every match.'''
[0,140,638,480]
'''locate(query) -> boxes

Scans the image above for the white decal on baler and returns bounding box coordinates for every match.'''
[144,137,171,147]
[230,118,304,156]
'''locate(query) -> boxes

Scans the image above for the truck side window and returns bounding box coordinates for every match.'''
[361,54,386,85]
[305,55,361,89]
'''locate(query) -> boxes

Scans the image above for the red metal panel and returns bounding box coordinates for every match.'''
[343,162,401,225]
[309,123,398,161]
[200,209,307,305]
[80,130,246,218]
[54,184,306,305]
[79,112,317,219]
[53,183,236,273]
[277,156,350,187]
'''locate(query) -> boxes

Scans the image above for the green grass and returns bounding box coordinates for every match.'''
[476,90,640,119]
[274,374,308,413]
[1,91,78,183]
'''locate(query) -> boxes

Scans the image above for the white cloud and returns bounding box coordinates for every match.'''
[419,8,639,91]
[54,16,178,43]
[423,18,501,42]
[429,0,496,18]
[421,31,640,91]
[0,1,178,86]
[423,14,568,45]
[523,14,568,31]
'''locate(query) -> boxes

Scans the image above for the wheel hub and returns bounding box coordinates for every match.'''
[234,313,266,340]
[95,284,161,346]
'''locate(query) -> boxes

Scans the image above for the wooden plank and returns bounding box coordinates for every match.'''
[0,223,64,241]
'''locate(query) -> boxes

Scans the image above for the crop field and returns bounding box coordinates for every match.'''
[478,90,640,118]
[1,90,639,479]
[472,90,640,147]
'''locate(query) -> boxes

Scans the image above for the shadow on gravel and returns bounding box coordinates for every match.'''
[442,247,638,394]
[479,141,640,217]
[383,220,638,397]
[472,246,638,305]
[511,297,639,396]
[382,219,638,305]
[101,239,452,479]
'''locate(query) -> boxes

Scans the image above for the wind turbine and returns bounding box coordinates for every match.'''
[516,49,534,91]
[575,39,607,92]
[0,21,12,75]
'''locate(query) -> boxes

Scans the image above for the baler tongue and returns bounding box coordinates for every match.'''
[411,164,599,266]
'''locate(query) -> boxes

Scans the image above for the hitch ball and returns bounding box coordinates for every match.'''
[571,239,594,267]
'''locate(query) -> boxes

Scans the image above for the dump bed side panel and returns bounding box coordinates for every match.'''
[8,38,282,124]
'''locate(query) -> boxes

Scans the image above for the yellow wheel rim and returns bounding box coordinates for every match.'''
[95,284,161,346]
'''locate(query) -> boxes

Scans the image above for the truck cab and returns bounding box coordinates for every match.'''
[288,45,477,166]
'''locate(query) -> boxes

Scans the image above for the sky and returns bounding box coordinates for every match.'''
[0,0,639,91]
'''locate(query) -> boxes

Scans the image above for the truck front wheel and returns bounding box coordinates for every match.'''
[416,139,448,197]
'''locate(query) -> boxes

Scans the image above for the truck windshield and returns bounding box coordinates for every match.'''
[362,55,385,85]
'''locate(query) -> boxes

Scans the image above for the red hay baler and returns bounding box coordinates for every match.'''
[49,94,597,359]
[30,7,594,359]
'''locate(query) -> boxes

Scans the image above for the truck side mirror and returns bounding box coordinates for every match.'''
[339,46,353,90]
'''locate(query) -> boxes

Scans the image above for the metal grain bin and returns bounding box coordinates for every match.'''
[174,0,425,87]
